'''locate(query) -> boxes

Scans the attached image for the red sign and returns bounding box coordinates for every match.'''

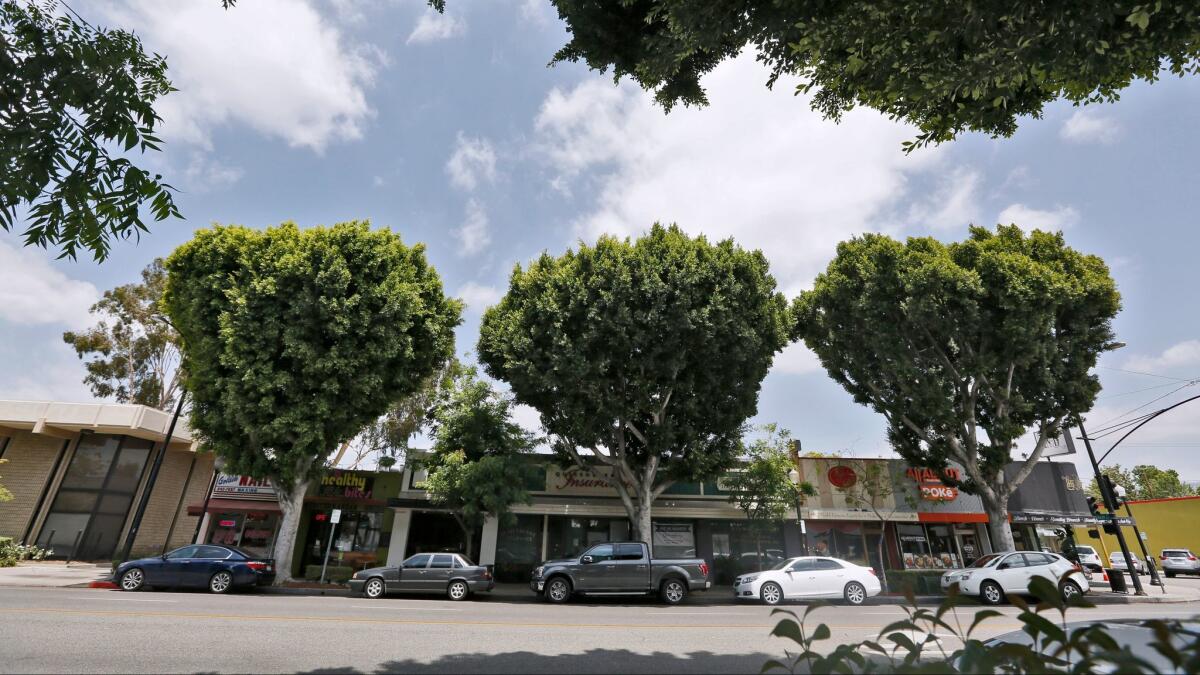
[217,519,237,527]
[827,465,857,488]
[906,466,960,501]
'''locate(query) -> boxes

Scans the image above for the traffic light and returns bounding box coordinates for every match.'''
[1103,522,1118,535]
[1086,495,1101,516]
[1087,529,1100,539]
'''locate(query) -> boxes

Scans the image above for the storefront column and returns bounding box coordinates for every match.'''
[193,512,211,545]
[385,509,412,566]
[478,516,499,566]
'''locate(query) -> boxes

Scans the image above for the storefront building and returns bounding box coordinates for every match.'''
[0,400,211,560]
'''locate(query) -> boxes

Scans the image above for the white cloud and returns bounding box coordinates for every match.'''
[183,154,244,192]
[518,0,553,25]
[1125,340,1200,375]
[1061,109,1120,145]
[407,10,466,44]
[456,199,491,255]
[908,166,983,230]
[997,203,1080,231]
[510,403,544,435]
[0,241,98,328]
[446,132,498,191]
[101,0,379,152]
[533,52,946,295]
[456,281,503,311]
[771,343,823,376]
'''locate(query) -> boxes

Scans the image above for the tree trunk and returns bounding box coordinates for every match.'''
[271,481,308,584]
[632,492,654,555]
[983,496,1016,553]
[755,531,764,572]
[877,531,889,593]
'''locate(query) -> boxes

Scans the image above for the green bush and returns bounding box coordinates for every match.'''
[885,569,947,596]
[303,565,353,583]
[764,577,1200,673]
[0,537,52,567]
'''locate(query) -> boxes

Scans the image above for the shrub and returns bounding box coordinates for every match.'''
[765,577,1200,673]
[0,538,52,567]
[884,569,948,596]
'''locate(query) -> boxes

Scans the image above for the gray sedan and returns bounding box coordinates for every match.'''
[349,552,495,601]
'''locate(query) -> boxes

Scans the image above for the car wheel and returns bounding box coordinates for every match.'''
[447,580,470,601]
[545,577,571,604]
[364,577,385,599]
[119,568,145,592]
[980,581,1004,605]
[1060,580,1082,601]
[760,582,783,606]
[209,570,233,594]
[844,581,867,606]
[660,578,687,605]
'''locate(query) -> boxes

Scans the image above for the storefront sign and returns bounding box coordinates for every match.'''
[1010,511,1134,526]
[212,474,277,500]
[827,466,857,489]
[319,470,374,500]
[905,467,960,502]
[544,466,620,495]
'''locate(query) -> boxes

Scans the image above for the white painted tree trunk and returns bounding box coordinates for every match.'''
[271,482,308,584]
[983,497,1016,553]
[632,488,654,555]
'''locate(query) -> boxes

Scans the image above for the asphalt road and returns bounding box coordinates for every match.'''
[2,585,1199,674]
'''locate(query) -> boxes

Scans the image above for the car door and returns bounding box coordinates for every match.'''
[425,554,455,592]
[398,554,431,592]
[614,543,650,591]
[811,558,849,597]
[1021,553,1059,589]
[992,553,1031,593]
[576,544,615,591]
[185,545,233,588]
[153,545,199,586]
[781,559,816,597]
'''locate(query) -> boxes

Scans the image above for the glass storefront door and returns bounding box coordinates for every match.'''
[206,511,280,558]
[38,434,153,560]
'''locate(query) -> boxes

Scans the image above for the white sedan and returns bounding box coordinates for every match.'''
[1107,551,1147,575]
[734,556,882,606]
[941,551,1090,605]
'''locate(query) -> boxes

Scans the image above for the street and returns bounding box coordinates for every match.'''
[3,585,1200,674]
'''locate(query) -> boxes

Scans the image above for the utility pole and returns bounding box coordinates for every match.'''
[1121,497,1165,593]
[1075,417,1145,595]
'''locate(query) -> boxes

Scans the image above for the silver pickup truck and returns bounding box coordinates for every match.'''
[529,541,711,604]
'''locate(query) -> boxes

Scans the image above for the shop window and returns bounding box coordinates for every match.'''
[926,524,960,569]
[651,521,695,558]
[898,524,933,569]
[495,514,543,582]
[805,523,867,565]
[304,508,386,578]
[706,520,786,584]
[545,516,628,560]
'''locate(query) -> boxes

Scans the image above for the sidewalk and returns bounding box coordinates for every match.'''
[0,561,112,588]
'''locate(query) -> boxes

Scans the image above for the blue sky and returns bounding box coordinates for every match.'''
[2,0,1198,482]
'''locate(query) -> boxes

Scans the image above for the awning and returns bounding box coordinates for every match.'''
[188,498,281,516]
[917,512,988,523]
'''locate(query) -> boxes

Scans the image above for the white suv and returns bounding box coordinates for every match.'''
[1161,549,1200,577]
[1067,544,1103,572]
[941,551,1089,605]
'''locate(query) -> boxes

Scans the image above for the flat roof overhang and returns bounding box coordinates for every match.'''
[0,400,196,451]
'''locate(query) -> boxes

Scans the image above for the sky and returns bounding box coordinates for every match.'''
[2,0,1199,483]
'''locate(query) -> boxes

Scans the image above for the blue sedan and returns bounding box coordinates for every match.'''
[115,544,276,593]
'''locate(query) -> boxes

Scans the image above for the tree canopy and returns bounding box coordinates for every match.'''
[163,220,460,580]
[794,225,1121,551]
[62,259,181,410]
[1,0,179,260]
[545,0,1200,149]
[478,223,792,545]
[1088,463,1197,501]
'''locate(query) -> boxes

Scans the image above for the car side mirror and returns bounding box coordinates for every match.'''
[581,555,594,564]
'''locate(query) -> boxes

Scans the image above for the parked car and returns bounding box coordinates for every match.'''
[1107,551,1147,575]
[350,552,494,600]
[733,556,881,606]
[115,544,275,593]
[1160,549,1200,577]
[529,541,710,605]
[940,551,1089,605]
[1064,544,1104,572]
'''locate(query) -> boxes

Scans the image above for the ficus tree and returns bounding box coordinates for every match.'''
[478,224,792,549]
[724,425,815,571]
[422,367,538,559]
[62,259,181,410]
[163,221,461,582]
[1,0,179,260]
[793,225,1121,552]
[538,0,1200,150]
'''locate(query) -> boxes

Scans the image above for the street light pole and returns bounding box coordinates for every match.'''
[1075,417,1145,595]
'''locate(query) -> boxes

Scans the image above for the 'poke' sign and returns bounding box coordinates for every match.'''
[905,467,960,502]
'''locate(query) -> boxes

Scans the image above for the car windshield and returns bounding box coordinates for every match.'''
[968,554,1002,568]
